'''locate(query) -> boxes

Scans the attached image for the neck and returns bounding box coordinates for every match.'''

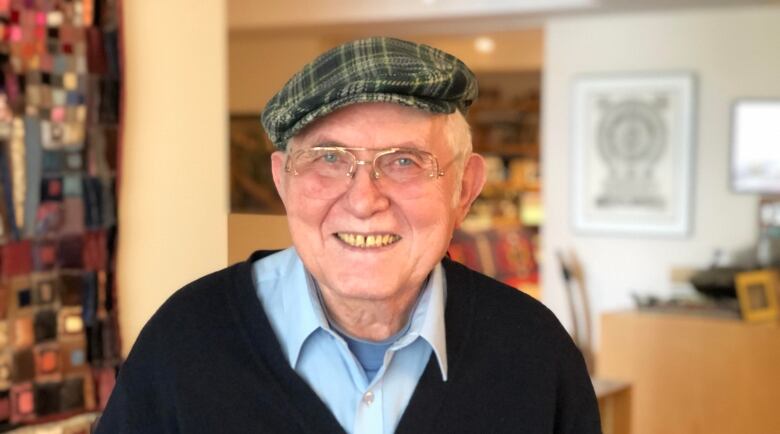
[317,284,422,341]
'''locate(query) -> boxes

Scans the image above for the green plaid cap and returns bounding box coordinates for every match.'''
[261,37,478,150]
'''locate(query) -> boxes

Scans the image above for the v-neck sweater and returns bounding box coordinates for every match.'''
[95,251,601,434]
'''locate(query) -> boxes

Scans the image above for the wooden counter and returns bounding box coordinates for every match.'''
[598,311,780,434]
[593,378,631,434]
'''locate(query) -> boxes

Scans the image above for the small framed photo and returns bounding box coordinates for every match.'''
[571,73,696,236]
[229,114,285,214]
[735,270,780,323]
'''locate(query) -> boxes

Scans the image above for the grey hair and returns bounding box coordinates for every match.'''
[444,110,473,166]
[443,111,473,204]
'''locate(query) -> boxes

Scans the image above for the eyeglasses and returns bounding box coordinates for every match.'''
[284,146,449,199]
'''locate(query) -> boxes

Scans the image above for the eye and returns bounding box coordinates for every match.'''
[322,152,340,163]
[396,157,413,167]
[387,152,423,169]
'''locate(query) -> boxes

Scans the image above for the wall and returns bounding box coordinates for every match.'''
[229,34,326,112]
[542,5,780,343]
[324,30,543,73]
[118,0,228,356]
[228,214,290,263]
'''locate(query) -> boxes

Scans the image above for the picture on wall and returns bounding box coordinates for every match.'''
[731,99,780,194]
[571,73,695,236]
[229,114,285,214]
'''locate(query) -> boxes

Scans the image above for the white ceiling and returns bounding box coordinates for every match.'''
[228,0,780,34]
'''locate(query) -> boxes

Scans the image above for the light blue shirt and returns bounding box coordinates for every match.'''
[252,248,448,434]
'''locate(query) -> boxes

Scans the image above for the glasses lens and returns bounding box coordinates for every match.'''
[292,148,353,178]
[375,149,436,183]
[289,148,353,198]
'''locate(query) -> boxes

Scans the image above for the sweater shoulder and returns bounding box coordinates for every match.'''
[152,250,279,325]
[443,258,571,343]
[138,261,253,338]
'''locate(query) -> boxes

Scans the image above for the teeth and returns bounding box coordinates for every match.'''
[337,233,400,248]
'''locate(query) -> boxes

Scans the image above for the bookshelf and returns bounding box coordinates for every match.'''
[454,70,542,297]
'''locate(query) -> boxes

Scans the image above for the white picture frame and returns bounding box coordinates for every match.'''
[571,73,696,236]
[730,99,780,194]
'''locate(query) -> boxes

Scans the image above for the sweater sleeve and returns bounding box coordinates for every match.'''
[554,339,603,434]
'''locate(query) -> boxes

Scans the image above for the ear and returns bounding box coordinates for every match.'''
[454,153,487,226]
[270,151,288,204]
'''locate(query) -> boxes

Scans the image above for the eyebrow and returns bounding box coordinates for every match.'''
[311,140,348,148]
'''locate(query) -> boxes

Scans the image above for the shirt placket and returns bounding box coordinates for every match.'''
[354,379,384,434]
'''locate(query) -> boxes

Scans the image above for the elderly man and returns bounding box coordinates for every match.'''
[97,37,600,433]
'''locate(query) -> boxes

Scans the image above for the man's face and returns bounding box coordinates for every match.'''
[271,102,485,304]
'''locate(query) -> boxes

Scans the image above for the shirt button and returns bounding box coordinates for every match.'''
[362,391,375,405]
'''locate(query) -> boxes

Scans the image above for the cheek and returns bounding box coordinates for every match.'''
[402,193,457,241]
[284,186,334,231]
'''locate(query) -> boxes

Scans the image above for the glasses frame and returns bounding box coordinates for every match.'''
[284,146,446,181]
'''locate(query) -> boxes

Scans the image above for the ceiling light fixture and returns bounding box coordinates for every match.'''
[474,36,496,54]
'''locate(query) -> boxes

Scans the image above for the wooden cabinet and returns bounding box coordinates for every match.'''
[594,378,632,434]
[598,311,780,434]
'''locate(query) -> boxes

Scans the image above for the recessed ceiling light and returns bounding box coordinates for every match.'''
[474,36,496,54]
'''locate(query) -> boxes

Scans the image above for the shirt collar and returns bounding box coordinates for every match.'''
[282,252,328,367]
[413,263,448,380]
[256,248,448,381]
[251,248,322,367]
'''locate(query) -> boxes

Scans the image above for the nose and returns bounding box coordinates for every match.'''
[344,164,390,217]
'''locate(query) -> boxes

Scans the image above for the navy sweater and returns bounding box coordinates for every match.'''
[96,251,601,433]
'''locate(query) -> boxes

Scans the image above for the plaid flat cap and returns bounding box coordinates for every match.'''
[261,37,478,150]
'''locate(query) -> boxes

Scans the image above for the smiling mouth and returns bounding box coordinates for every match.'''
[335,233,401,248]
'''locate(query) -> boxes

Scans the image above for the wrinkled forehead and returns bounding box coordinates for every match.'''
[288,102,449,152]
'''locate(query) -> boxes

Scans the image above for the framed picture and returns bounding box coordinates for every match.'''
[571,73,696,236]
[730,99,780,194]
[735,269,780,323]
[229,114,285,214]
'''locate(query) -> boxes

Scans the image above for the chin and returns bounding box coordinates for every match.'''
[325,272,405,301]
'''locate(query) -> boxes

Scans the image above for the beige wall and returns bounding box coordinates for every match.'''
[118,0,228,356]
[229,34,327,112]
[542,5,780,342]
[228,214,290,263]
[324,30,543,73]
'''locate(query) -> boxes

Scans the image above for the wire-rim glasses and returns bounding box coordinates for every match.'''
[284,146,447,198]
[285,146,445,179]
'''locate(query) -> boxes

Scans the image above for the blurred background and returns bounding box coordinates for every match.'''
[121,1,780,433]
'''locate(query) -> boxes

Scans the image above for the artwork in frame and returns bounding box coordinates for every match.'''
[571,73,696,236]
[730,99,780,194]
[229,114,285,214]
[735,269,780,323]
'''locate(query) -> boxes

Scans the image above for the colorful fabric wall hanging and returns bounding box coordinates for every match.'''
[0,0,122,430]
